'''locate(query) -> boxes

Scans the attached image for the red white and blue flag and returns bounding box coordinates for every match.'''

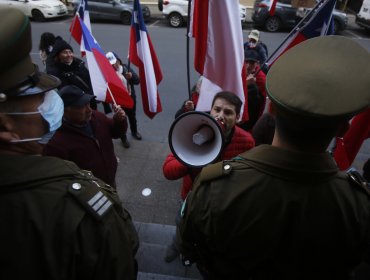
[70,0,91,53]
[269,0,278,16]
[79,18,133,108]
[189,0,248,120]
[129,0,163,119]
[266,0,336,68]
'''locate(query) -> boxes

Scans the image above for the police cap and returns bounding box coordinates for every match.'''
[266,36,370,120]
[0,8,60,102]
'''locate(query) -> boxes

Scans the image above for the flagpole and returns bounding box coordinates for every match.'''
[127,0,134,95]
[107,84,118,106]
[186,0,193,100]
[126,58,132,95]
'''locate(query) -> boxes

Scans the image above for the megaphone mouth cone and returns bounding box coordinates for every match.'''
[168,111,225,168]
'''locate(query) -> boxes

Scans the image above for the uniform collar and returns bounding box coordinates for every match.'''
[239,145,339,181]
[0,154,79,190]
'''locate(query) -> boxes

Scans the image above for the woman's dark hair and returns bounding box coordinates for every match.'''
[39,32,56,54]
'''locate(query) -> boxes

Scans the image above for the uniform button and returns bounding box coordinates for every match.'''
[0,93,7,102]
[224,164,231,171]
[72,183,82,190]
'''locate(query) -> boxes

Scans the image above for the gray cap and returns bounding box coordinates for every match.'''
[266,36,370,120]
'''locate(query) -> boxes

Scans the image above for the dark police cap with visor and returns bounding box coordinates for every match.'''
[0,8,60,102]
[266,36,370,120]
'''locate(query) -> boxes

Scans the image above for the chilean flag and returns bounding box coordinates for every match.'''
[80,18,133,108]
[69,0,91,54]
[269,0,278,16]
[129,0,163,119]
[189,0,248,120]
[265,0,336,68]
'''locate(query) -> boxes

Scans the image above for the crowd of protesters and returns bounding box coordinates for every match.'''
[1,11,369,280]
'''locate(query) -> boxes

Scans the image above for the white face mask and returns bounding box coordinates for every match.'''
[117,65,123,74]
[249,42,257,48]
[6,90,64,144]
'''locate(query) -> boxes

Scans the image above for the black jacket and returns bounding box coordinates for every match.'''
[46,57,93,96]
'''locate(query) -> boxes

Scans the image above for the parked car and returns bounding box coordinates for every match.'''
[0,0,68,21]
[72,0,150,25]
[356,0,370,31]
[252,0,348,33]
[158,0,248,28]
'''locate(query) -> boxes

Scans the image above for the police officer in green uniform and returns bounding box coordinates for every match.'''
[177,36,370,280]
[0,9,139,279]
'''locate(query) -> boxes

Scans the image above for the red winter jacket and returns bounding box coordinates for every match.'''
[43,111,127,187]
[255,65,267,117]
[163,126,255,199]
[334,108,370,170]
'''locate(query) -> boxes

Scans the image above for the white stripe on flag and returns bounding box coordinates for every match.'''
[80,11,91,53]
[196,0,245,115]
[85,51,108,102]
[137,30,157,113]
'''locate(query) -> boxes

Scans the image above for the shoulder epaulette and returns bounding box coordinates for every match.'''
[65,165,115,221]
[192,161,233,192]
[68,180,113,220]
[346,167,370,197]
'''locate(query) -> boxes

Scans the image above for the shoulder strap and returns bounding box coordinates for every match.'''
[346,167,370,197]
[66,166,117,221]
[260,41,269,56]
[68,180,113,221]
[192,159,251,192]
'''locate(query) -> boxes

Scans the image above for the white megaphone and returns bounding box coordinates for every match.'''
[168,111,225,168]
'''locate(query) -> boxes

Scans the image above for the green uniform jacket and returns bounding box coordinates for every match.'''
[0,154,139,280]
[178,145,370,280]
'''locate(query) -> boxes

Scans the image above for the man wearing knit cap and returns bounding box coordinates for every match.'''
[46,37,96,108]
[0,8,138,279]
[178,36,370,279]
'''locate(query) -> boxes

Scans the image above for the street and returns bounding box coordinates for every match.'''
[29,15,370,227]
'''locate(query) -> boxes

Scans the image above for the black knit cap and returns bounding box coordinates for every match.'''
[52,37,73,57]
